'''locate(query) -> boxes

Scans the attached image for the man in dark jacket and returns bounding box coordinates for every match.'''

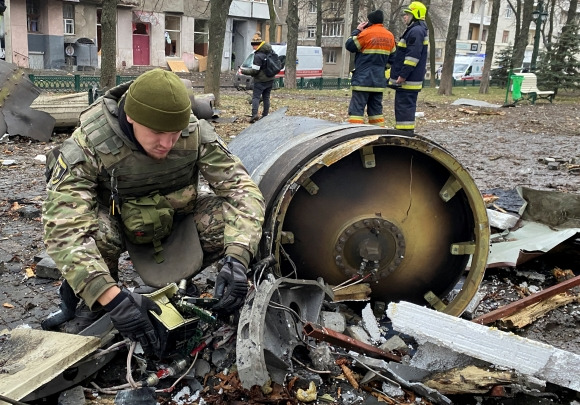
[345,10,396,126]
[241,32,276,123]
[389,1,428,132]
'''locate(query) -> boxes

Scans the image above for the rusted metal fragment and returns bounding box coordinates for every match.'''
[472,274,580,325]
[0,60,55,141]
[303,322,401,362]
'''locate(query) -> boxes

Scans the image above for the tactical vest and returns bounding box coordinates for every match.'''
[79,102,202,206]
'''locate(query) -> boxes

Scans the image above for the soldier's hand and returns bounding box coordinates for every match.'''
[213,256,248,313]
[105,290,162,354]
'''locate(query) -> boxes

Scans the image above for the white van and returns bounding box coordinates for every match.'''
[234,44,323,90]
[452,55,485,80]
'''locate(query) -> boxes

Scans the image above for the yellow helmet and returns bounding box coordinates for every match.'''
[404,1,427,20]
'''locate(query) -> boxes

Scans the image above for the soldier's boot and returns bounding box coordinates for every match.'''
[249,115,260,123]
[41,279,80,330]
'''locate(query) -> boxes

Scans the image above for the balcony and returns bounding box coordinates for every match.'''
[468,14,491,25]
[229,0,270,19]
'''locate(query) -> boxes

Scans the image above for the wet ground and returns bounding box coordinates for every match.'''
[1,89,580,403]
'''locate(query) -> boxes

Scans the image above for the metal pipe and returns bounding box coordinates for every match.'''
[303,322,401,362]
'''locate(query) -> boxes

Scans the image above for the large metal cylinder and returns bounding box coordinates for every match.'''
[229,108,490,316]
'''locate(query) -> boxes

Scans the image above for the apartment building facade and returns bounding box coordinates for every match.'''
[282,0,568,78]
[1,0,272,72]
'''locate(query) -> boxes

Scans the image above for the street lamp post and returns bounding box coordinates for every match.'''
[530,0,548,72]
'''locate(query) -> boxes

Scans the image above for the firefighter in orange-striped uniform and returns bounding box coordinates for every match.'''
[345,10,396,127]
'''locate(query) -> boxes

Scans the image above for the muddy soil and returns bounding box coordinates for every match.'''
[1,89,579,401]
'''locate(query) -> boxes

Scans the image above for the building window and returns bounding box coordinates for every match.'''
[482,29,487,41]
[468,26,474,40]
[193,19,209,56]
[470,1,476,13]
[309,2,316,13]
[165,15,181,57]
[504,7,512,18]
[330,2,338,11]
[27,0,41,32]
[307,26,316,38]
[326,50,337,64]
[502,30,509,43]
[322,22,343,37]
[63,3,75,35]
[278,0,283,6]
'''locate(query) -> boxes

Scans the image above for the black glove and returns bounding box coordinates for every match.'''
[213,256,248,313]
[105,290,162,354]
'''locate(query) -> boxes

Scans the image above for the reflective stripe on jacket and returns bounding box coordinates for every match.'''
[346,24,396,92]
[389,21,428,91]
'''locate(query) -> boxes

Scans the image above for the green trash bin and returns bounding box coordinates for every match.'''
[510,75,523,101]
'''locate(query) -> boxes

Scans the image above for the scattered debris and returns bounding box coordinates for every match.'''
[387,301,580,392]
[451,98,502,108]
[0,328,100,401]
[0,60,55,141]
[457,107,506,115]
[472,273,580,325]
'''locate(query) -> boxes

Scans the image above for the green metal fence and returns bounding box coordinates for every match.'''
[28,74,138,93]
[28,73,502,93]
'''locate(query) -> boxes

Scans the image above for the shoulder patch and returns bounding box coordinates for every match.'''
[51,155,69,186]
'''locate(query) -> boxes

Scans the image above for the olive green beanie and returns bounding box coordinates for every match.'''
[124,68,192,132]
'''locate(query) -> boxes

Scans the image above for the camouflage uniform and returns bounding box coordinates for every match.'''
[43,82,265,310]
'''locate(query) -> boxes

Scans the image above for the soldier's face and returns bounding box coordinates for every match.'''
[127,115,182,160]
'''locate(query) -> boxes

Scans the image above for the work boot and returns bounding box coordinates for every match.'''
[249,115,260,123]
[61,303,105,334]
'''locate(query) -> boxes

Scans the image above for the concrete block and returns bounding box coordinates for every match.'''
[319,311,346,333]
[345,325,372,345]
[35,256,60,280]
[387,301,580,392]
[58,385,86,405]
[379,335,409,354]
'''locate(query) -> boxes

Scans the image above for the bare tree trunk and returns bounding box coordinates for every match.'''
[268,0,276,43]
[204,0,233,106]
[316,0,322,47]
[285,0,299,89]
[423,0,436,88]
[100,0,117,90]
[546,0,556,45]
[511,0,534,69]
[349,0,361,71]
[438,0,463,95]
[480,0,501,93]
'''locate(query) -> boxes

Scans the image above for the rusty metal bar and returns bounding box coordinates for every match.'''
[472,273,580,325]
[303,322,401,362]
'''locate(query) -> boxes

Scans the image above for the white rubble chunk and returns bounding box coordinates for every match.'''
[487,208,519,230]
[387,301,580,392]
[361,303,385,344]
